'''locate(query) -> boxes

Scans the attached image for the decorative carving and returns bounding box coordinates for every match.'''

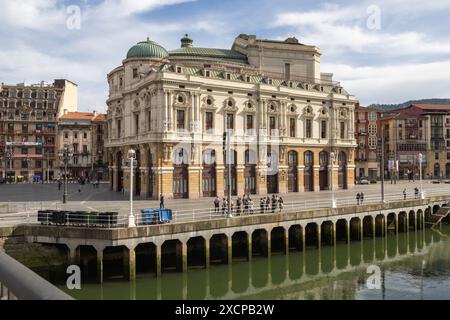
[302,105,314,118]
[243,100,256,113]
[267,100,280,114]
[223,97,237,111]
[319,106,329,118]
[173,91,190,108]
[201,95,216,109]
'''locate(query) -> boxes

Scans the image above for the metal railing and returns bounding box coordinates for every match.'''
[0,251,73,300]
[1,189,450,228]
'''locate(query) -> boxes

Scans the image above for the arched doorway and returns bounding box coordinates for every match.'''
[319,151,329,190]
[173,148,189,198]
[287,150,298,192]
[267,150,278,194]
[338,151,347,189]
[117,151,123,192]
[148,151,154,198]
[202,149,217,197]
[134,149,141,196]
[244,149,256,194]
[434,163,441,179]
[224,149,237,196]
[304,151,314,192]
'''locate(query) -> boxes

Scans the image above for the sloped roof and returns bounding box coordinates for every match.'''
[59,112,105,121]
[169,47,248,65]
[411,104,450,111]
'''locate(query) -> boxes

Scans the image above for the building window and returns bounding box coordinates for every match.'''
[83,145,88,154]
[74,132,78,139]
[246,114,253,131]
[64,131,68,139]
[368,112,377,121]
[134,113,139,135]
[269,116,276,135]
[177,110,185,130]
[368,136,377,149]
[205,112,213,131]
[447,152,450,160]
[306,119,312,138]
[284,63,290,80]
[119,77,123,87]
[399,129,403,140]
[176,66,182,73]
[368,124,377,135]
[321,120,327,139]
[435,152,439,160]
[132,68,138,78]
[117,119,121,138]
[289,118,296,137]
[226,113,234,130]
[340,121,345,139]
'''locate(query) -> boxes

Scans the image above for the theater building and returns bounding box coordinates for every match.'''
[105,34,358,198]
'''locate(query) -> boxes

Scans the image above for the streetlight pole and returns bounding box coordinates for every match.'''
[59,146,72,204]
[380,125,385,203]
[128,149,136,227]
[419,153,424,199]
[330,152,336,208]
[226,130,232,218]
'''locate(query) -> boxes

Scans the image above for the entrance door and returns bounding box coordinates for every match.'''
[319,151,329,190]
[267,174,279,193]
[173,165,188,198]
[338,151,347,189]
[244,149,256,194]
[304,151,314,192]
[288,151,298,192]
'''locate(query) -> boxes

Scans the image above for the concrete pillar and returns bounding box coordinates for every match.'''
[395,215,399,235]
[247,233,252,261]
[301,228,306,252]
[112,167,118,192]
[346,220,350,244]
[205,238,210,268]
[372,218,376,240]
[317,225,321,250]
[227,236,232,264]
[67,246,78,266]
[124,246,136,281]
[414,212,418,231]
[96,247,104,284]
[156,245,162,276]
[181,241,188,272]
[359,220,363,241]
[267,231,272,258]
[332,223,337,246]
[236,167,245,196]
[284,228,289,254]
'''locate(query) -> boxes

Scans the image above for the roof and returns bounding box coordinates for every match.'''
[59,112,105,121]
[411,104,450,111]
[169,47,248,65]
[126,38,169,59]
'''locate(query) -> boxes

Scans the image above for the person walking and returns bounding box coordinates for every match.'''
[160,194,165,209]
[249,199,254,214]
[260,198,264,214]
[271,195,276,213]
[58,180,62,191]
[356,192,360,205]
[403,188,407,200]
[236,196,242,216]
[278,196,284,212]
[214,196,220,214]
[414,187,419,199]
[360,192,364,204]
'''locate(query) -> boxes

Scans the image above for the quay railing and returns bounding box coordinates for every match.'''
[0,251,73,300]
[1,189,449,228]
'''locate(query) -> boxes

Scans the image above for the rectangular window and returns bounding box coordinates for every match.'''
[83,145,88,154]
[340,121,345,139]
[284,63,291,80]
[435,152,439,160]
[117,120,121,138]
[177,110,185,130]
[147,110,152,131]
[269,116,276,135]
[64,131,68,139]
[83,132,87,139]
[134,113,139,135]
[306,119,312,138]
[205,112,213,131]
[289,118,296,137]
[321,120,327,139]
[226,113,234,130]
[246,114,253,131]
[132,68,138,78]
[447,153,450,160]
[74,132,78,139]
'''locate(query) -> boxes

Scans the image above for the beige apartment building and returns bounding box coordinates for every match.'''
[105,34,358,199]
[57,111,107,180]
[0,80,77,182]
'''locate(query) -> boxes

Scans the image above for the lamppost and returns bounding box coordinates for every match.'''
[419,153,424,199]
[58,146,73,204]
[128,149,136,227]
[330,152,336,208]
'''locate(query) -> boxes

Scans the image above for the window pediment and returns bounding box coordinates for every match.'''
[223,97,238,112]
[267,100,280,114]
[243,100,256,113]
[286,103,298,116]
[319,106,329,118]
[302,105,314,118]
[173,91,190,108]
[201,95,216,109]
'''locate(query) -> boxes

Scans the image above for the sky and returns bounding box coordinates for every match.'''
[1,0,450,112]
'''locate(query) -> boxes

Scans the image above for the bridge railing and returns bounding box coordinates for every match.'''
[0,251,73,300]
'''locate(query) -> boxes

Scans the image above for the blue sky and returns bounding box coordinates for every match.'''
[1,0,450,112]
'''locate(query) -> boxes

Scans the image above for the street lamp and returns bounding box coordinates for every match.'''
[58,146,73,204]
[128,149,136,227]
[419,153,424,199]
[330,152,337,208]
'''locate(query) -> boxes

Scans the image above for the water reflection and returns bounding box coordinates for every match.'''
[62,226,450,300]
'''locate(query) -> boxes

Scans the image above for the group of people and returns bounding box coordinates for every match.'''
[214,195,255,215]
[356,192,365,205]
[259,194,284,213]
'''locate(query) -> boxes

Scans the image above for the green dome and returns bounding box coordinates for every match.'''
[126,38,168,59]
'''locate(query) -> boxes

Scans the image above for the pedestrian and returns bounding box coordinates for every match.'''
[236,197,242,216]
[278,196,284,212]
[271,195,276,213]
[260,198,264,214]
[249,199,254,214]
[160,194,165,209]
[403,188,406,200]
[58,180,62,191]
[230,199,234,214]
[356,192,360,205]
[222,198,227,215]
[214,196,220,214]
[414,187,419,199]
[360,192,364,204]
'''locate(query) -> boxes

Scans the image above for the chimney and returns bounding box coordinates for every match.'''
[93,110,97,117]
[63,109,68,115]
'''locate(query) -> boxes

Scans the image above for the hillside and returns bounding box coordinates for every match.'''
[368,98,450,111]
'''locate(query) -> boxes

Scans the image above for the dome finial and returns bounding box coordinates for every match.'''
[180,34,193,48]
[146,35,150,41]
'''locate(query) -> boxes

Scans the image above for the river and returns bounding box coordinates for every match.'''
[59,226,450,300]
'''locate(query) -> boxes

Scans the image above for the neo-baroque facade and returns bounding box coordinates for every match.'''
[106,34,358,199]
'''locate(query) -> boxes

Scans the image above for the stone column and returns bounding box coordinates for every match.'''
[188,166,201,199]
[96,247,104,284]
[256,166,268,195]
[278,166,288,194]
[266,230,272,258]
[112,167,118,192]
[236,166,245,196]
[297,165,305,192]
[156,244,162,276]
[227,236,233,265]
[140,167,149,198]
[284,228,289,254]
[313,165,320,192]
[346,220,351,243]
[216,166,225,197]
[247,233,252,261]
[181,241,188,272]
[205,238,210,268]
[124,246,136,281]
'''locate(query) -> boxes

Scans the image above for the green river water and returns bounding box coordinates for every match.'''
[59,226,450,300]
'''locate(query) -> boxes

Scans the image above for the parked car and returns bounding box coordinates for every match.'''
[0,177,5,184]
[358,177,370,185]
